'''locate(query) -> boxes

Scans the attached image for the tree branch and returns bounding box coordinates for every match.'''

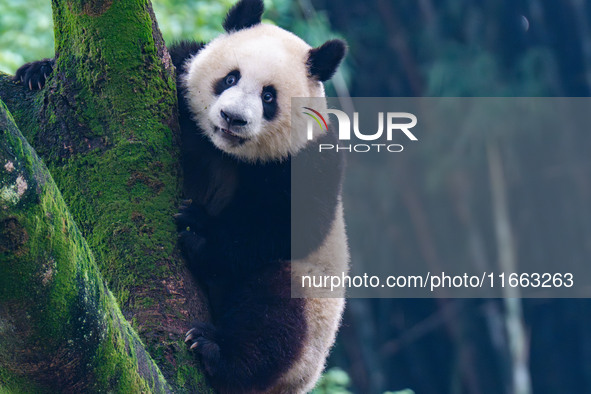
[0,100,170,393]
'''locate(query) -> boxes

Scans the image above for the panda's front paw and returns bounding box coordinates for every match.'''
[174,200,210,233]
[185,321,221,372]
[178,230,207,270]
[14,59,54,90]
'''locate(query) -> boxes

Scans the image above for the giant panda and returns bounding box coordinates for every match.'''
[14,0,349,392]
[170,1,349,391]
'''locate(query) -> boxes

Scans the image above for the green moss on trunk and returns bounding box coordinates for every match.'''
[0,0,212,390]
[0,100,170,393]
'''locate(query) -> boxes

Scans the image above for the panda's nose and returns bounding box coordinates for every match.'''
[220,110,248,127]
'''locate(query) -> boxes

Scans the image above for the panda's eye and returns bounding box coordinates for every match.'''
[225,74,237,86]
[262,86,278,121]
[262,91,274,103]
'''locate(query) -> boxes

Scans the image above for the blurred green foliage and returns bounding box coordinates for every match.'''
[312,367,353,394]
[385,390,415,394]
[422,27,555,97]
[153,0,239,43]
[311,367,415,394]
[0,0,347,90]
[0,0,54,73]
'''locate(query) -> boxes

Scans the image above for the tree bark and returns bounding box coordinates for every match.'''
[0,0,211,391]
[0,100,170,392]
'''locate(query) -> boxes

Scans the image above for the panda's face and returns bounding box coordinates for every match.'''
[182,24,343,162]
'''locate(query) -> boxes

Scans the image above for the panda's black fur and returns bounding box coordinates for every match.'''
[14,0,347,392]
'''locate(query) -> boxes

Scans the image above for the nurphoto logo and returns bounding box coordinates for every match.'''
[303,107,418,153]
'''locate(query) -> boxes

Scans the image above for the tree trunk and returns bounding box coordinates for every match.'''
[0,100,170,392]
[0,0,212,391]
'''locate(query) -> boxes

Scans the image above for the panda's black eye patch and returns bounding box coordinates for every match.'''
[262,85,278,121]
[213,70,241,95]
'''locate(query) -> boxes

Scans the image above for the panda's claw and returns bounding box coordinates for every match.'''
[184,321,217,353]
[14,58,54,91]
[185,328,196,343]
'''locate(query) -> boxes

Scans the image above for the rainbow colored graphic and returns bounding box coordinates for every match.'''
[302,107,328,132]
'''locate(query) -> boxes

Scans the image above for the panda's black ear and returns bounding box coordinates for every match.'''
[307,39,347,82]
[223,0,264,32]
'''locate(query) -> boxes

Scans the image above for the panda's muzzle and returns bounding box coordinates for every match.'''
[220,110,248,127]
[217,110,249,144]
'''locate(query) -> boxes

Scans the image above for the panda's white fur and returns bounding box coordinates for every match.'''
[183,23,327,162]
[170,0,349,392]
[283,201,349,393]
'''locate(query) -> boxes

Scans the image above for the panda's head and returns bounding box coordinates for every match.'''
[182,0,346,162]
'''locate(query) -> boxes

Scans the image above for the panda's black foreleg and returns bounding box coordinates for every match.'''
[177,230,207,273]
[174,200,210,233]
[175,201,212,274]
[185,264,307,393]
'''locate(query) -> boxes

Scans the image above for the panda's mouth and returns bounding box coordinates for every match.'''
[215,126,249,145]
